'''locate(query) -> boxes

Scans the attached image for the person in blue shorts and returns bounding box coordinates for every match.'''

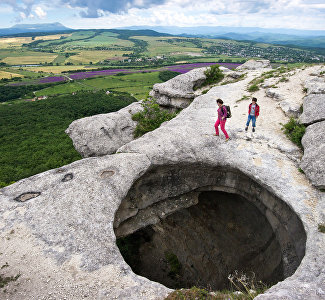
[245,97,260,132]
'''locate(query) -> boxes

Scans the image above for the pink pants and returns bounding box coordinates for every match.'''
[214,119,229,139]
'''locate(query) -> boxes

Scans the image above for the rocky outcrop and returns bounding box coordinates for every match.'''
[266,88,282,100]
[299,74,325,187]
[304,77,325,94]
[300,121,325,188]
[65,102,143,157]
[149,67,207,109]
[236,59,271,70]
[279,100,301,118]
[300,94,325,125]
[0,63,324,300]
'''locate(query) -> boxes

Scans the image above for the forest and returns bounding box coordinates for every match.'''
[0,90,135,187]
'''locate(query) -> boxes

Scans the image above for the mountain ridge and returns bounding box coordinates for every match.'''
[120,25,325,48]
[0,22,71,36]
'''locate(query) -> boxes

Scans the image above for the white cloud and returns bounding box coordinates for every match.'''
[19,11,27,20]
[34,6,46,18]
[0,0,324,30]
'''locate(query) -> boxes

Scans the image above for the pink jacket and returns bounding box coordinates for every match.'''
[218,105,227,120]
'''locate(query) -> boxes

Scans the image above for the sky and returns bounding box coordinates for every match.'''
[0,0,324,30]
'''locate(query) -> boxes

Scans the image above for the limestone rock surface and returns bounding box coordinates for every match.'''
[0,63,324,300]
[236,59,271,70]
[279,100,301,118]
[300,120,325,188]
[65,102,142,157]
[300,94,325,125]
[149,67,207,109]
[266,88,282,100]
[304,77,325,94]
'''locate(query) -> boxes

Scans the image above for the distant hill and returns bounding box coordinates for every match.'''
[0,22,71,36]
[120,26,325,48]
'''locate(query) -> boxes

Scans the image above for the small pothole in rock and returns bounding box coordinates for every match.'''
[62,173,74,182]
[14,192,41,202]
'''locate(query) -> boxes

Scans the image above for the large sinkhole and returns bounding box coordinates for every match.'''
[113,164,306,290]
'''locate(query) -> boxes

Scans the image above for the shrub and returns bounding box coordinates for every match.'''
[202,64,224,86]
[236,95,249,103]
[279,77,289,83]
[165,271,269,300]
[132,98,178,137]
[0,263,20,288]
[165,252,182,279]
[318,224,325,233]
[282,118,306,148]
[159,70,181,82]
[248,84,259,92]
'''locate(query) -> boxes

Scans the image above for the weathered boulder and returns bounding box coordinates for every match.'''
[149,67,207,109]
[262,78,278,88]
[236,59,271,70]
[279,100,301,118]
[309,67,325,77]
[65,102,142,157]
[300,94,325,125]
[226,71,243,79]
[300,120,325,188]
[304,77,325,95]
[266,88,282,100]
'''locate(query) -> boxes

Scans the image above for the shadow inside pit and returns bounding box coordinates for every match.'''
[117,191,284,290]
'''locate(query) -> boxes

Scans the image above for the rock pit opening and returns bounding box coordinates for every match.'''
[113,164,306,290]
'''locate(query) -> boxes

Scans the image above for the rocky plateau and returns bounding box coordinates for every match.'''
[0,60,324,300]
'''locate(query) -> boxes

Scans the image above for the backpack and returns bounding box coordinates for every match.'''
[223,105,232,118]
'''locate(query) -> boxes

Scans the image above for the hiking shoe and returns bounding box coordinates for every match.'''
[252,128,255,132]
[245,126,248,131]
[225,138,230,142]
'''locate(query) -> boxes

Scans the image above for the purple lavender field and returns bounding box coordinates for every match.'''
[36,62,241,84]
[39,76,68,83]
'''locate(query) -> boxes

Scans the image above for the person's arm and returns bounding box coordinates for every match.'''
[256,105,260,117]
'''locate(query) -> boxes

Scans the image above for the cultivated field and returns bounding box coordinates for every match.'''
[0,34,71,49]
[0,70,24,79]
[66,50,132,64]
[132,36,203,56]
[2,54,58,65]
[35,72,162,100]
[23,65,90,73]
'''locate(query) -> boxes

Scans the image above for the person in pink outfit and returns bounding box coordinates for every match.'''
[214,99,229,141]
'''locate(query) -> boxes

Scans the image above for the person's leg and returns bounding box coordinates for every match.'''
[214,119,220,135]
[220,119,229,139]
[252,116,256,132]
[252,116,256,127]
[246,115,252,127]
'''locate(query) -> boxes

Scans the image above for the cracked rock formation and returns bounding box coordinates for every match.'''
[0,61,324,300]
[65,102,143,157]
[149,67,207,109]
[300,74,325,188]
[236,59,272,70]
[300,94,325,125]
